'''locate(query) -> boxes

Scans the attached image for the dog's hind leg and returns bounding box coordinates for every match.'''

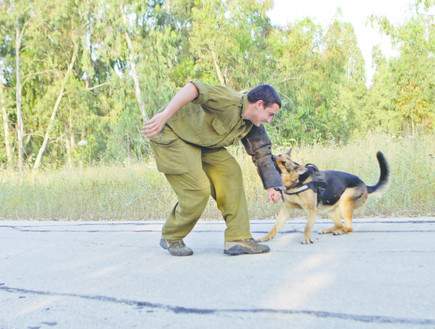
[336,189,362,234]
[339,187,367,234]
[256,202,293,242]
[340,199,355,234]
[319,207,344,235]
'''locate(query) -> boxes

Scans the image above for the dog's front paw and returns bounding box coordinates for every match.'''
[255,236,271,242]
[301,236,313,244]
[319,226,344,235]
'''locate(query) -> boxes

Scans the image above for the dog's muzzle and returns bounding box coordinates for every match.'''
[241,125,285,191]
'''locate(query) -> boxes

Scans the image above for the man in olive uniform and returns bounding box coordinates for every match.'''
[142,81,284,256]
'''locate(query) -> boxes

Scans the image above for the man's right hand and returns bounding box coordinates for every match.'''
[267,188,283,203]
[141,82,199,139]
[142,112,168,138]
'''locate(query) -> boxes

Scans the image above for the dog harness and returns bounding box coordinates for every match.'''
[284,165,327,196]
[284,180,327,195]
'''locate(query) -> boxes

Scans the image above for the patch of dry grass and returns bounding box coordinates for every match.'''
[0,134,433,221]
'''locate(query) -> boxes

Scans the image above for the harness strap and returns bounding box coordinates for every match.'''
[283,179,327,196]
[284,182,313,195]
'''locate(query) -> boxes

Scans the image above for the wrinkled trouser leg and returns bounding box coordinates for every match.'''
[162,148,211,243]
[202,148,252,242]
[162,174,210,242]
[151,127,252,243]
[163,147,252,242]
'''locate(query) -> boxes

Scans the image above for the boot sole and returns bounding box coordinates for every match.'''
[224,245,270,255]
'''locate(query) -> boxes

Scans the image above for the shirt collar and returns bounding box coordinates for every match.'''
[240,94,248,118]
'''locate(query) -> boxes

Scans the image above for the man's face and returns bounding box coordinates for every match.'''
[251,100,280,127]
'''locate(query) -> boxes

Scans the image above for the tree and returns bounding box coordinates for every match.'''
[120,2,148,123]
[364,46,400,133]
[0,5,14,169]
[1,0,432,169]
[189,0,274,88]
[3,0,39,171]
[0,79,13,169]
[268,13,367,144]
[370,0,434,134]
[33,41,79,169]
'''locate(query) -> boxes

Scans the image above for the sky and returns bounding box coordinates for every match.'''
[267,0,414,83]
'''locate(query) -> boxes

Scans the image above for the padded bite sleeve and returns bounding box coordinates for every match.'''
[242,124,284,190]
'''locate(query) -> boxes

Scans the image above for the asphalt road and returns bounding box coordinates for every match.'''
[1,218,435,329]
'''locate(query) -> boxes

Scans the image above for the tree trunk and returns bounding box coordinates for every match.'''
[121,5,148,123]
[33,42,79,170]
[64,116,75,167]
[211,50,226,86]
[15,17,24,171]
[0,84,13,170]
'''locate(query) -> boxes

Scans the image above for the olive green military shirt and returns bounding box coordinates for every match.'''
[166,81,254,148]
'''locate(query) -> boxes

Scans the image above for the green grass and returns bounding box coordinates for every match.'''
[0,133,433,221]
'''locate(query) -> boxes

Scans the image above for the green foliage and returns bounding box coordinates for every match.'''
[369,1,434,135]
[0,0,433,169]
[266,15,368,145]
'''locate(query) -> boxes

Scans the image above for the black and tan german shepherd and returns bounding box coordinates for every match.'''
[257,150,389,244]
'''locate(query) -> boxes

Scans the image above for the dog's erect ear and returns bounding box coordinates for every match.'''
[286,148,292,157]
[295,165,307,175]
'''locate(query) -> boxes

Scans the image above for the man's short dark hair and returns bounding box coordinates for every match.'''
[247,85,281,108]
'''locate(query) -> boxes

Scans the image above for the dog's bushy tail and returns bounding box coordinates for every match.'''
[367,151,389,195]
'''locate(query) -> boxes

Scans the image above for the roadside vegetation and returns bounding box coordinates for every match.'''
[1,133,432,221]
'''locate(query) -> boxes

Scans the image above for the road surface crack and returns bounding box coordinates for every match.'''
[1,284,434,326]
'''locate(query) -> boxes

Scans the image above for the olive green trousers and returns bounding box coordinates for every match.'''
[150,127,252,243]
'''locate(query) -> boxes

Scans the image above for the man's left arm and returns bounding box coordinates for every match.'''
[241,124,284,203]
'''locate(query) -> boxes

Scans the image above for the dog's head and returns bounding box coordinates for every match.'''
[273,148,308,189]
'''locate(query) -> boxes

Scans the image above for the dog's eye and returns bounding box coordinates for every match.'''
[281,161,286,166]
